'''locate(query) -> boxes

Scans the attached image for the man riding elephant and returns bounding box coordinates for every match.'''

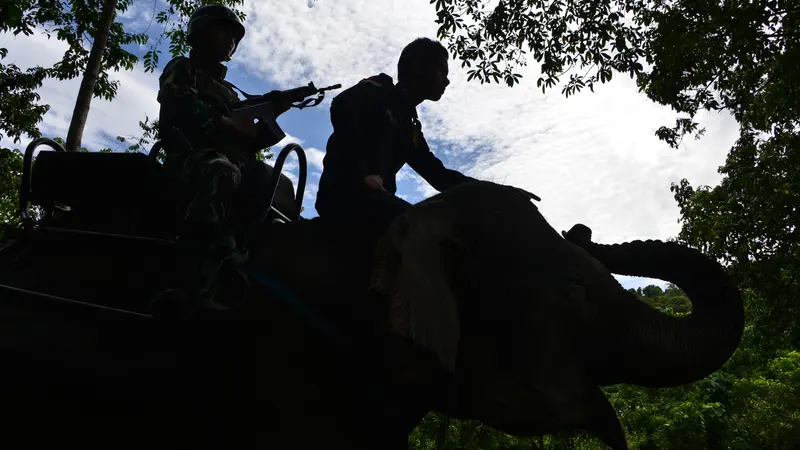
[315,37,472,239]
[313,37,472,406]
[316,37,540,242]
[314,37,542,416]
[156,5,292,308]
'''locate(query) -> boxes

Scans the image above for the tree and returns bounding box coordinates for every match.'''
[115,116,161,154]
[0,56,49,143]
[640,285,663,299]
[425,8,799,444]
[0,147,24,242]
[406,285,798,449]
[0,0,244,145]
[671,129,800,351]
[431,0,799,148]
[65,0,119,152]
[1,0,147,144]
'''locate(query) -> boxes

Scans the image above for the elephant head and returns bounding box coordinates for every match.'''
[371,180,744,449]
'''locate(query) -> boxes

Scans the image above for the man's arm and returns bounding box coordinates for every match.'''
[407,128,475,193]
[158,58,223,136]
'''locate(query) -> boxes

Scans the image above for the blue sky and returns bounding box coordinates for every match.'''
[0,0,742,290]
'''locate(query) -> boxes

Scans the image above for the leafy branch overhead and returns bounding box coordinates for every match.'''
[432,0,646,91]
[0,61,50,142]
[143,0,247,73]
[432,0,799,148]
[0,0,245,144]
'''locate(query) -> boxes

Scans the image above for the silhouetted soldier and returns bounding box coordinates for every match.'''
[157,5,290,307]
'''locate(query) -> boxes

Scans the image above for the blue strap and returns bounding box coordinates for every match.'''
[245,266,341,339]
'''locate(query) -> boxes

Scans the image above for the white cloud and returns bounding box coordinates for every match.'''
[235,0,437,90]
[275,133,305,148]
[118,0,158,33]
[0,29,160,152]
[302,179,320,207]
[305,147,326,171]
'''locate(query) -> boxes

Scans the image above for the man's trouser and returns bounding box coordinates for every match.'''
[314,185,413,329]
[316,188,452,383]
[316,187,413,244]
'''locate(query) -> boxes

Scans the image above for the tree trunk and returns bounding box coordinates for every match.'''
[65,0,118,152]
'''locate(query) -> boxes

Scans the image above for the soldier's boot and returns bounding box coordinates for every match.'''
[153,228,249,318]
[151,230,210,319]
[153,167,249,317]
[184,158,250,311]
[195,230,250,311]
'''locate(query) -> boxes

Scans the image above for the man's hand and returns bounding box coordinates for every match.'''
[561,224,593,246]
[515,187,541,202]
[364,174,387,192]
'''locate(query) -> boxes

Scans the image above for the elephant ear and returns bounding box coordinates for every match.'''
[463,377,628,450]
[580,385,629,450]
[369,199,465,374]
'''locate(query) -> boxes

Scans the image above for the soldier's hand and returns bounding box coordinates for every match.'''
[223,115,260,140]
[364,175,386,192]
[268,90,293,117]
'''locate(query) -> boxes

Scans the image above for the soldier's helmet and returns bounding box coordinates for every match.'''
[187,5,246,55]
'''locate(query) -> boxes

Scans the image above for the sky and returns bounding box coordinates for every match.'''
[0,0,740,290]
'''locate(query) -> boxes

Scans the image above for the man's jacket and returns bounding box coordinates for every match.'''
[316,73,474,214]
[157,50,250,162]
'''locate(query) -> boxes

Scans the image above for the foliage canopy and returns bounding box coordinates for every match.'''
[432,0,799,148]
[0,0,244,143]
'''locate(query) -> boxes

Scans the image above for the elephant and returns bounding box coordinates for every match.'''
[0,180,744,450]
[360,180,745,449]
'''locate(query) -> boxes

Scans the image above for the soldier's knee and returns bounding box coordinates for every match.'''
[205,157,242,186]
[207,156,240,173]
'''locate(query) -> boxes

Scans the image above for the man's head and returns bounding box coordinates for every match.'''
[397,38,450,102]
[187,5,245,62]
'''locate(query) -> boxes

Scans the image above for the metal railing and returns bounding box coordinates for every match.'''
[19,138,66,229]
[5,139,309,319]
[260,143,307,224]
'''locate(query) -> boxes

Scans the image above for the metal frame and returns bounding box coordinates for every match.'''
[16,138,308,235]
[0,282,153,319]
[261,143,307,224]
[19,138,66,229]
[16,138,179,246]
[3,138,309,319]
[146,139,306,224]
[33,226,177,246]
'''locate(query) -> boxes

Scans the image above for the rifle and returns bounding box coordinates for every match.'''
[227,82,342,148]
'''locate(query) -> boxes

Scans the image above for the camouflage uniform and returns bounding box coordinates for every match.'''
[157,50,262,302]
[159,50,253,229]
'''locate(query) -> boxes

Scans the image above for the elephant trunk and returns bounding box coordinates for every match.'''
[571,227,745,388]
